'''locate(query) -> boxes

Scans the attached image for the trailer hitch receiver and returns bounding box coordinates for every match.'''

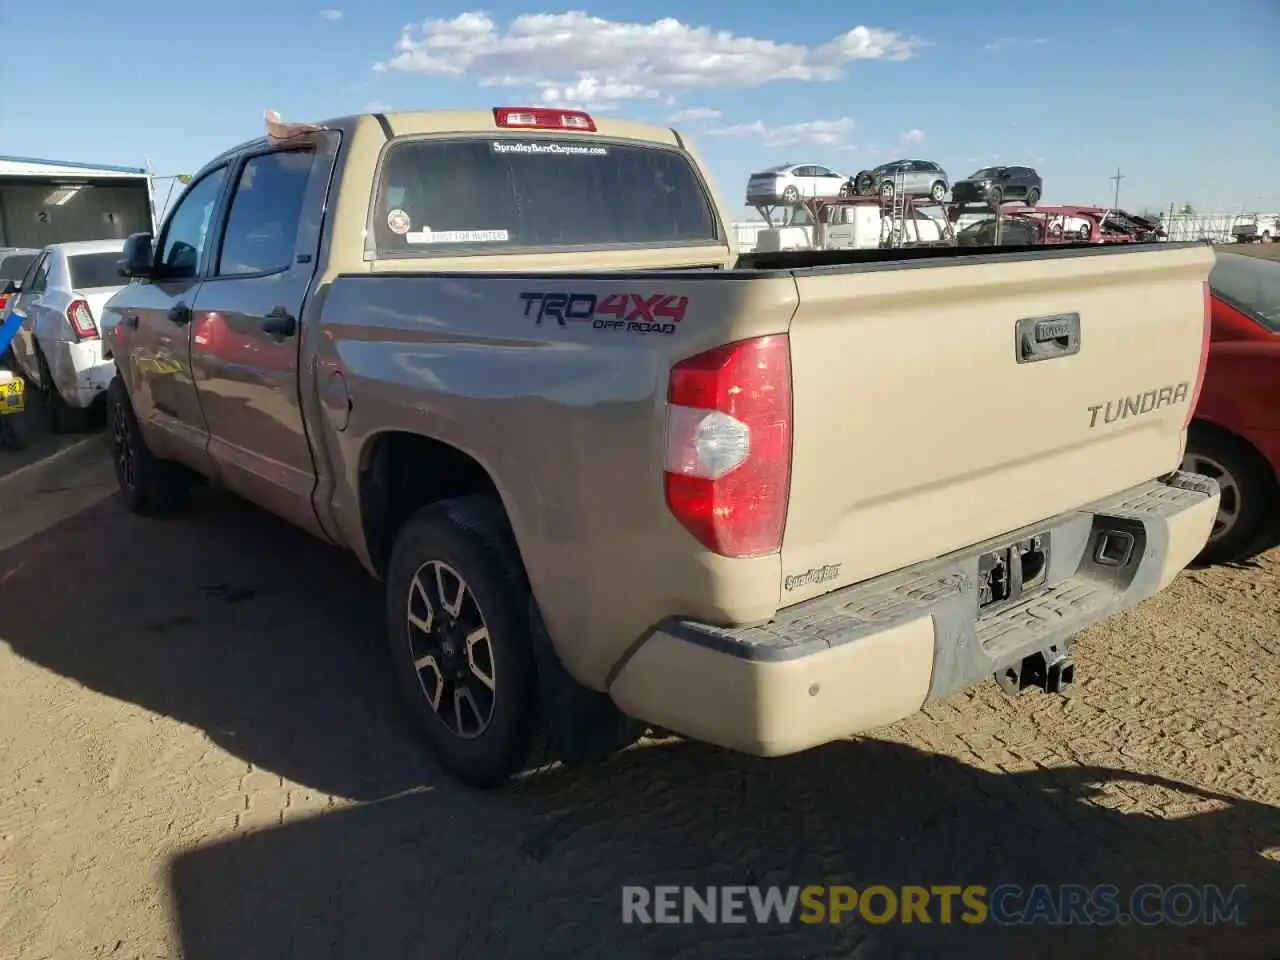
[995,642,1076,696]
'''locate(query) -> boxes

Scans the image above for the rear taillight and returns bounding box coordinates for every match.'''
[0,295,8,311]
[1184,280,1212,428]
[493,106,596,132]
[66,299,99,341]
[664,335,793,558]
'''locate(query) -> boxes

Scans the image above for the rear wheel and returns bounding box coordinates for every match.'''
[106,376,191,514]
[35,346,88,434]
[1182,423,1280,564]
[838,180,855,199]
[1025,187,1041,206]
[929,180,947,202]
[386,497,541,788]
[880,180,895,202]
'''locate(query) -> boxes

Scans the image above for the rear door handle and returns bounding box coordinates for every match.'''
[168,303,192,326]
[122,313,139,330]
[261,307,297,338]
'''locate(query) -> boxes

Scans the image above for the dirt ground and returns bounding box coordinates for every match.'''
[0,307,1277,959]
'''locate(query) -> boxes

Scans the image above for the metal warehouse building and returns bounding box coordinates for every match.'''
[0,155,153,249]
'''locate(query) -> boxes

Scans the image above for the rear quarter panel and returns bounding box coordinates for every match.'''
[312,271,798,688]
[1196,339,1280,434]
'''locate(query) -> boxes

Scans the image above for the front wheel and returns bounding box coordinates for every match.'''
[106,376,190,514]
[1182,424,1280,564]
[385,496,540,788]
[780,185,800,203]
[987,186,1004,209]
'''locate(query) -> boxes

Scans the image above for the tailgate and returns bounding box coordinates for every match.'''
[780,244,1215,594]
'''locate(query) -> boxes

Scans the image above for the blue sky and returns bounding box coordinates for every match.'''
[3,0,1276,218]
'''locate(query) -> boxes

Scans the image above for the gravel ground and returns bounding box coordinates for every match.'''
[0,338,1276,960]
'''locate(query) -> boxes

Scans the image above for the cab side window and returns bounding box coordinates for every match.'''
[158,167,228,280]
[216,149,316,278]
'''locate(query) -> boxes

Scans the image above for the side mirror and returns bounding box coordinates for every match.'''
[1,280,17,296]
[119,232,158,280]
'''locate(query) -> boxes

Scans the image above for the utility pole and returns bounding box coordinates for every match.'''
[1109,167,1125,211]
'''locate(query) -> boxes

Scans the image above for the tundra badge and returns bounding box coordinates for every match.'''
[1088,382,1190,428]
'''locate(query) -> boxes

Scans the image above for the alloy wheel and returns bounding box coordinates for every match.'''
[1181,452,1241,543]
[110,399,136,491]
[406,559,497,739]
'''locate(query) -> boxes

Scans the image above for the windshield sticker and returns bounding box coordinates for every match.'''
[386,209,411,235]
[491,141,609,157]
[406,228,510,244]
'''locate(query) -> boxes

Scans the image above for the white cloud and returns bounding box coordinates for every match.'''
[707,116,855,148]
[667,107,722,123]
[984,36,1046,53]
[900,128,925,143]
[318,8,343,21]
[375,12,925,106]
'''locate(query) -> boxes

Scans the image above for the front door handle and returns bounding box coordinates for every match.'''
[168,303,192,325]
[261,307,297,338]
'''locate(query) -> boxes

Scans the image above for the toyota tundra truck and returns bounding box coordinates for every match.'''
[98,106,1220,787]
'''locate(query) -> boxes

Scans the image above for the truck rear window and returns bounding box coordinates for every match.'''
[372,137,719,257]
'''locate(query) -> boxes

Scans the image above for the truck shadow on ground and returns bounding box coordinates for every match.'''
[167,746,1278,960]
[0,484,1275,958]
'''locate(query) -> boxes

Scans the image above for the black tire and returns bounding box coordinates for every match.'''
[106,375,190,514]
[987,186,1004,209]
[838,180,855,199]
[385,496,542,788]
[780,185,799,203]
[879,180,895,202]
[929,180,947,202]
[35,346,89,434]
[1025,187,1041,206]
[1183,423,1280,565]
[855,171,874,195]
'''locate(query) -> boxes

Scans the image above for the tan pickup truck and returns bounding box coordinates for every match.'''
[98,106,1219,787]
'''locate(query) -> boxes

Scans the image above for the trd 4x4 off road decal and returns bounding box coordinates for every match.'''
[519,292,688,335]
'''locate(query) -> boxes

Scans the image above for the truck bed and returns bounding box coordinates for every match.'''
[322,240,1214,686]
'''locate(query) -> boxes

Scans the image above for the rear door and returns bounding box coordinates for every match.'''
[779,245,1216,596]
[188,135,336,537]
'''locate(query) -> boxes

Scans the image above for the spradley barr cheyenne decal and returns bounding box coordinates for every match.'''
[519,292,688,335]
[1087,381,1189,428]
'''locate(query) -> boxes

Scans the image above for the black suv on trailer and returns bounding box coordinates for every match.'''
[951,166,1043,206]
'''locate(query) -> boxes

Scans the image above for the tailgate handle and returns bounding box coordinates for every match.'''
[1016,313,1080,364]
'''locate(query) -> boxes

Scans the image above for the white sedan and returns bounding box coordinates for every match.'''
[4,239,125,432]
[746,163,848,205]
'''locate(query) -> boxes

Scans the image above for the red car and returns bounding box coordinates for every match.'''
[1183,252,1280,563]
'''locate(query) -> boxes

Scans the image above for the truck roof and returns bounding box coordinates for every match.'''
[205,108,684,170]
